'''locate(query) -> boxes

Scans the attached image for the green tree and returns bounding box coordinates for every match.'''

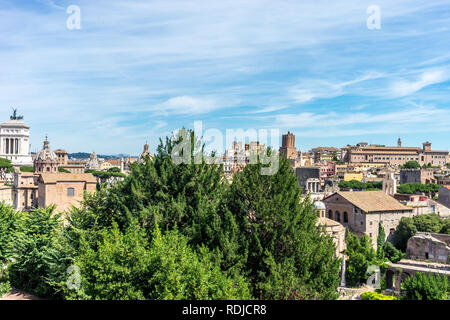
[345,232,380,286]
[0,158,13,173]
[394,217,417,251]
[19,166,34,172]
[58,167,70,173]
[68,222,251,300]
[394,214,449,251]
[401,161,420,169]
[227,155,340,299]
[403,272,449,300]
[383,242,404,263]
[7,206,67,298]
[377,222,386,258]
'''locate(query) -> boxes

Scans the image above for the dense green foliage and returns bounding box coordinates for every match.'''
[0,158,13,173]
[345,232,382,286]
[403,272,449,300]
[397,182,440,195]
[338,180,382,190]
[227,156,340,299]
[0,129,341,300]
[58,167,71,173]
[394,214,450,251]
[361,291,399,300]
[400,161,420,169]
[383,242,404,263]
[85,169,126,179]
[19,166,34,172]
[67,223,251,300]
[6,206,68,298]
[376,222,386,258]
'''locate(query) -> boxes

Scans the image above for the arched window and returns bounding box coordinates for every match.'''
[335,211,340,222]
[343,212,348,223]
[328,210,333,219]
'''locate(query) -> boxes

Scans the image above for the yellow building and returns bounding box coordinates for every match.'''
[343,172,363,182]
[0,182,13,205]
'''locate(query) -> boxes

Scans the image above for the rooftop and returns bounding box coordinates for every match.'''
[38,173,96,184]
[327,191,410,213]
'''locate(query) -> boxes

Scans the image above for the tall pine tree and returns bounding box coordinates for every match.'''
[226,154,340,299]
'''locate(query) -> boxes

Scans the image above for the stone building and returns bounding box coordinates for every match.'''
[36,173,96,214]
[310,147,340,164]
[343,140,448,167]
[0,111,33,167]
[438,186,450,209]
[314,201,346,258]
[85,152,100,170]
[279,131,297,160]
[382,171,397,196]
[323,191,414,249]
[400,168,436,185]
[406,232,450,264]
[54,149,69,166]
[33,137,58,173]
[63,160,86,174]
[11,137,97,213]
[436,175,450,187]
[0,181,13,205]
[13,170,39,211]
[296,167,321,194]
[138,142,154,163]
[385,259,450,296]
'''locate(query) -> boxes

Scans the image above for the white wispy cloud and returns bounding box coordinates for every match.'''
[0,0,449,153]
[289,72,386,103]
[273,104,450,137]
[156,96,220,115]
[389,67,450,97]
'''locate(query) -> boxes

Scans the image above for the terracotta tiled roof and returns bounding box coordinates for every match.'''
[39,173,96,184]
[316,217,344,227]
[330,191,410,212]
[107,160,121,165]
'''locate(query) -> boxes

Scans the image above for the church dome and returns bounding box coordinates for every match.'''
[139,142,154,162]
[34,137,57,161]
[313,201,326,210]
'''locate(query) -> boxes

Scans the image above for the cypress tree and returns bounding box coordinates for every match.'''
[226,154,340,299]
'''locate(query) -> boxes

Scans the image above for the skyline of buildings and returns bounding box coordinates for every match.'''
[1,110,449,159]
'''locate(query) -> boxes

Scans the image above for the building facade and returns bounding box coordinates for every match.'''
[400,168,436,185]
[406,233,450,264]
[343,140,448,167]
[279,131,297,160]
[0,112,33,167]
[438,186,450,209]
[323,191,414,249]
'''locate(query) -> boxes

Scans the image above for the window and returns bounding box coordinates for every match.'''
[67,188,75,197]
[343,212,348,223]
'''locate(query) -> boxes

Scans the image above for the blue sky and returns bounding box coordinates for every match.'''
[0,0,449,155]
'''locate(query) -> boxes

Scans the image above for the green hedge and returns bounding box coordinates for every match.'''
[361,291,399,300]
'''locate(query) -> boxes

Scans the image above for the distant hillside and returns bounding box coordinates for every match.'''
[68,152,131,160]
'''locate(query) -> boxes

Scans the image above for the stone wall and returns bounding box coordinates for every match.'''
[406,232,450,264]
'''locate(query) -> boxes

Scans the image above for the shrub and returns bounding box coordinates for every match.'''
[361,291,399,300]
[402,272,449,300]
